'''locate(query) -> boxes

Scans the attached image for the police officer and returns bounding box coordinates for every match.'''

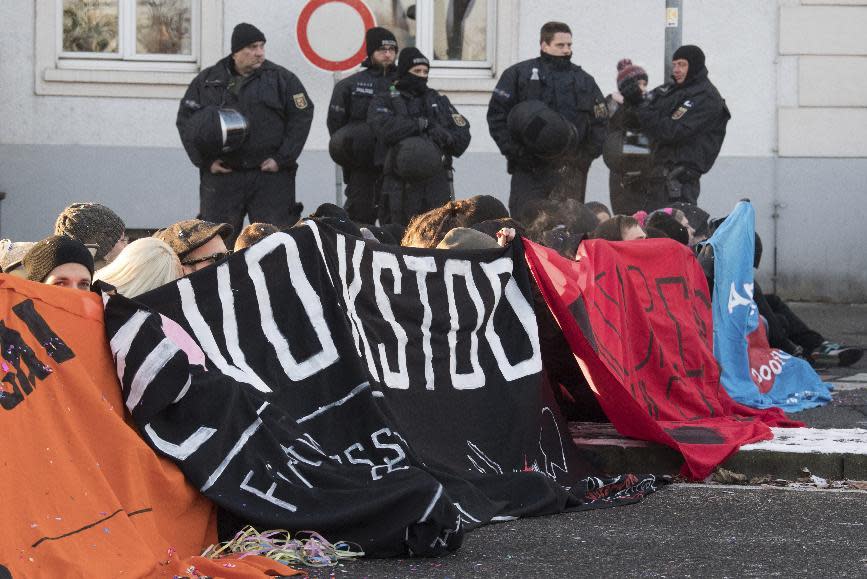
[327,27,398,224]
[176,23,314,245]
[487,21,607,221]
[634,44,730,206]
[368,47,471,226]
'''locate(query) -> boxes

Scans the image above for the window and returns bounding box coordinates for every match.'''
[365,0,497,78]
[35,0,222,97]
[59,0,198,70]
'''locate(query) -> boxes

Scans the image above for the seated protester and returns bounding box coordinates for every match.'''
[21,235,94,291]
[368,47,471,226]
[307,203,363,238]
[234,222,280,251]
[54,202,127,271]
[700,224,863,367]
[645,210,689,245]
[472,217,527,240]
[584,201,612,224]
[93,237,183,298]
[401,200,467,248]
[155,219,233,275]
[435,227,501,250]
[0,239,35,278]
[589,214,646,241]
[460,195,509,226]
[669,201,710,245]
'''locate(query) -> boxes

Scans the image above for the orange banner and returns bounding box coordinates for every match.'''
[0,275,298,578]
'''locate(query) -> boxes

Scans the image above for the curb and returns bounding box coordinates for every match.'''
[570,422,867,480]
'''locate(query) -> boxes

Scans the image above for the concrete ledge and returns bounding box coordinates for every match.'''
[570,423,867,481]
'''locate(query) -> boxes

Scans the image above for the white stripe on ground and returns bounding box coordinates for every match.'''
[740,427,867,454]
[830,381,867,391]
[675,483,867,494]
[836,372,867,382]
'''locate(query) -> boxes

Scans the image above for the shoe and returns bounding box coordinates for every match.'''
[810,341,864,368]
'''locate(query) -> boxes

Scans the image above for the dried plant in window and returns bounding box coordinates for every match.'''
[62,0,119,53]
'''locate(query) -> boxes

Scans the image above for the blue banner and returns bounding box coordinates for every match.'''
[707,201,831,412]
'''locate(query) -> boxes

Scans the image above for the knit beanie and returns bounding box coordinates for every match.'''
[646,211,689,246]
[54,202,125,261]
[397,46,430,78]
[22,235,95,283]
[231,23,266,53]
[365,27,397,59]
[672,45,706,81]
[616,58,648,92]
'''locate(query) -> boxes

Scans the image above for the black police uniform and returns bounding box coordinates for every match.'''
[637,68,730,206]
[368,87,471,226]
[487,53,607,220]
[605,95,651,215]
[327,62,397,224]
[176,56,314,243]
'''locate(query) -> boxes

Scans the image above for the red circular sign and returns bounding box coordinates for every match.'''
[297,0,376,71]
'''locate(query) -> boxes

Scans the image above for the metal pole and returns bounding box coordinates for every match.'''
[333,71,345,208]
[664,0,683,82]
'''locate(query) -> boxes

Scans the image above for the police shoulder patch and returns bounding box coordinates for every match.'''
[293,93,308,109]
[594,102,608,119]
[452,113,467,127]
[671,106,688,120]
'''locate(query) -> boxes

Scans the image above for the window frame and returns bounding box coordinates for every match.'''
[412,0,496,74]
[35,0,221,97]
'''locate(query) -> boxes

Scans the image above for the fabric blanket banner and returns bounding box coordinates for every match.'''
[707,201,832,412]
[0,276,299,578]
[103,222,661,558]
[524,237,801,480]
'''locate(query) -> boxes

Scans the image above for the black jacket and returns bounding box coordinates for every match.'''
[637,70,731,176]
[176,56,314,171]
[367,86,471,170]
[487,55,607,170]
[327,63,397,136]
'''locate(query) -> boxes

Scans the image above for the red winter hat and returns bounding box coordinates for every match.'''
[616,58,648,92]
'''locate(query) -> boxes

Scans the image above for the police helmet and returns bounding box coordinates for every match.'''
[188,106,249,159]
[507,100,577,160]
[392,136,443,182]
[328,122,377,169]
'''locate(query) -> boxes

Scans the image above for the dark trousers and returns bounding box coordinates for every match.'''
[754,283,824,355]
[646,173,701,210]
[609,172,651,215]
[508,163,589,223]
[380,170,451,227]
[199,168,300,247]
[343,168,381,225]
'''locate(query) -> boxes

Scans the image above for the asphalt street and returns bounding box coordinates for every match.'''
[302,302,867,578]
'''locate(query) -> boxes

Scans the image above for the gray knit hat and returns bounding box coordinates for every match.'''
[54,203,126,261]
[22,235,95,283]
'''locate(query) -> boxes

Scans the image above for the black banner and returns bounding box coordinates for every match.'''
[102,222,659,557]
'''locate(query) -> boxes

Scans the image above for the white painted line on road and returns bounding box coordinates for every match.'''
[674,483,867,494]
[740,427,867,455]
[836,372,867,382]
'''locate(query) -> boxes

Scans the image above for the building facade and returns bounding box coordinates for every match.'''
[1,0,866,300]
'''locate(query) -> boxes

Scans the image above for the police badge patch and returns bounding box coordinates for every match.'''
[452,113,467,127]
[293,93,308,109]
[594,102,608,119]
[671,106,689,120]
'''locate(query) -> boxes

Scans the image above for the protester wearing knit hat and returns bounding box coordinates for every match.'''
[368,47,471,226]
[637,44,730,206]
[155,219,233,275]
[176,22,313,246]
[604,58,652,215]
[22,235,94,291]
[54,202,126,269]
[327,27,398,224]
[0,239,36,277]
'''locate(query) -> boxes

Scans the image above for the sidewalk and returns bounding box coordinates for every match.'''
[570,301,867,481]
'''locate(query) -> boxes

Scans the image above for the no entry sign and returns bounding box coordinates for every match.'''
[297,0,376,71]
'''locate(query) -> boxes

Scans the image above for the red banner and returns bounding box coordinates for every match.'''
[524,238,800,480]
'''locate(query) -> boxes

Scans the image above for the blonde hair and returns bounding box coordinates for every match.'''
[94,237,183,298]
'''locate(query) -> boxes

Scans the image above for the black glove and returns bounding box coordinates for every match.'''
[417,117,429,133]
[428,126,454,149]
[620,77,644,107]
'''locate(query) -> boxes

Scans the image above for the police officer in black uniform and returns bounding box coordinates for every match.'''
[327,27,398,224]
[633,44,730,206]
[176,23,314,245]
[487,21,607,221]
[368,47,471,226]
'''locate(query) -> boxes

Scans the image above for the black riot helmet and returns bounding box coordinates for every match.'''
[507,100,577,160]
[329,122,377,169]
